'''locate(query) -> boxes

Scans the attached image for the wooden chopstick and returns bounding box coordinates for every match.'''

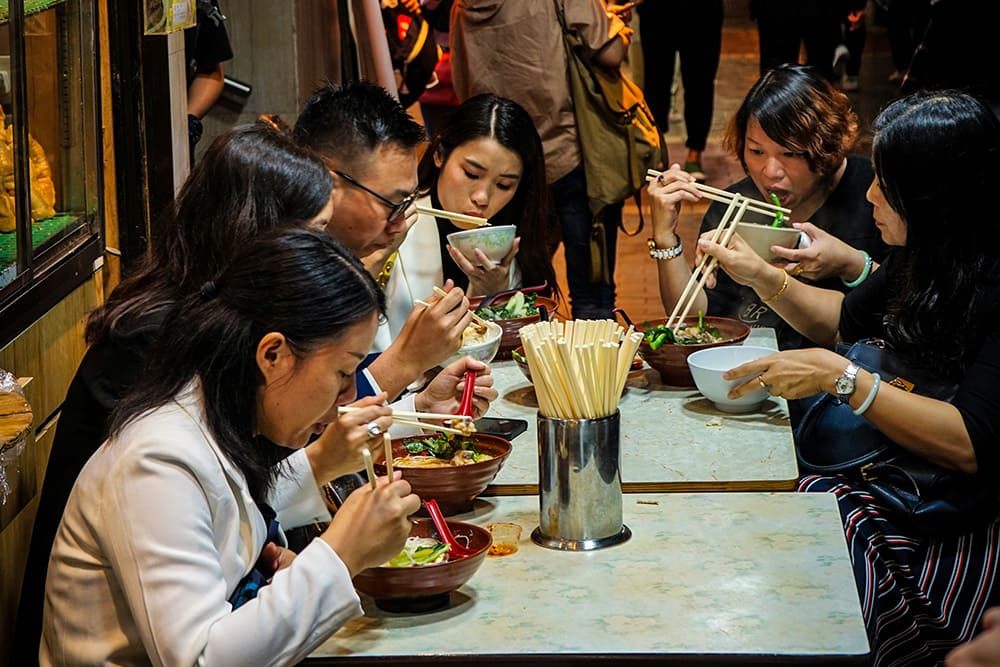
[645,168,791,216]
[362,448,377,490]
[417,205,490,227]
[391,418,469,435]
[666,196,740,328]
[338,405,473,422]
[670,197,750,328]
[383,433,393,478]
[432,286,491,327]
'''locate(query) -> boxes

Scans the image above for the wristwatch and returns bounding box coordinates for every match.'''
[835,362,860,403]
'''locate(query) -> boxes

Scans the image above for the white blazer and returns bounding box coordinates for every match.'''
[41,383,361,667]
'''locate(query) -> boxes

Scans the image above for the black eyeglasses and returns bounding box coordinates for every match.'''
[334,170,420,223]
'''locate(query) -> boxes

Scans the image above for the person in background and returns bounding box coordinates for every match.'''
[408,93,558,299]
[450,0,632,319]
[832,1,867,92]
[713,91,1000,665]
[186,0,233,161]
[293,81,479,399]
[750,0,842,82]
[637,0,724,181]
[41,229,422,666]
[648,65,887,354]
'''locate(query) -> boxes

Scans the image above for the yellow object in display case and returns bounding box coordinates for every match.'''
[0,106,56,233]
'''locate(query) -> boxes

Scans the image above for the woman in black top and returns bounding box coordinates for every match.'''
[705,92,1000,665]
[649,65,888,352]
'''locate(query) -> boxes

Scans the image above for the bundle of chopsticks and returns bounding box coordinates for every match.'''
[519,319,643,419]
[645,168,791,329]
[416,205,489,228]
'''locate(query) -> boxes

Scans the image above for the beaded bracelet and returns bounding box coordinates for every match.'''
[842,250,873,288]
[647,237,684,260]
[853,372,881,416]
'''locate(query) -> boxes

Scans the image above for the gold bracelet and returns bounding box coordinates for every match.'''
[762,273,789,304]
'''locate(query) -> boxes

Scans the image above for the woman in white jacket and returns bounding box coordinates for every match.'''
[41,229,421,666]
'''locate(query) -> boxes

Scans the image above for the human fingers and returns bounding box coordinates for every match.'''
[982,607,1000,630]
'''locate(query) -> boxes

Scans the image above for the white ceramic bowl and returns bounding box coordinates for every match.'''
[686,345,775,413]
[735,223,803,262]
[446,225,517,263]
[442,320,503,367]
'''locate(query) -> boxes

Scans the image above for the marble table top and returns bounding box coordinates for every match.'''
[483,329,800,494]
[308,492,869,665]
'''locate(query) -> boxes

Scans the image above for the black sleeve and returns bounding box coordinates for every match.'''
[186,0,233,77]
[953,326,1000,480]
[838,251,892,343]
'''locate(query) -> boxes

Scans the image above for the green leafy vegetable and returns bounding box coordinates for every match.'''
[769,192,786,227]
[476,291,538,320]
[386,537,451,567]
[403,433,485,461]
[642,312,722,348]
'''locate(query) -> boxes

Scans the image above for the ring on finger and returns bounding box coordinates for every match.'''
[757,376,769,391]
[791,266,804,277]
[366,422,382,438]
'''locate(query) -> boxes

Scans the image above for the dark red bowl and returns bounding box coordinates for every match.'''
[638,316,751,387]
[469,295,558,359]
[374,433,512,516]
[352,518,491,612]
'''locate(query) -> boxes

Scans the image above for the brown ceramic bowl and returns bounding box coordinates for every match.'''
[470,295,558,359]
[374,433,513,516]
[352,518,491,612]
[638,316,751,387]
[512,345,532,383]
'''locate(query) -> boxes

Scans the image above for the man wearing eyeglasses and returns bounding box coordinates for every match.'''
[294,81,474,402]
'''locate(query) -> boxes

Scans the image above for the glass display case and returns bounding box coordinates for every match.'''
[0,0,102,330]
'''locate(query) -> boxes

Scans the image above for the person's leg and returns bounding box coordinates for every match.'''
[756,13,802,75]
[679,0,723,155]
[550,167,617,319]
[842,12,865,90]
[637,2,677,134]
[802,4,840,82]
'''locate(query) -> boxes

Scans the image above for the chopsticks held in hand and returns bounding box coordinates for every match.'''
[338,406,475,436]
[666,196,750,329]
[417,205,489,228]
[431,286,491,328]
[645,168,791,218]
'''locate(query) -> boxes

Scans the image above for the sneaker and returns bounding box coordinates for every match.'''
[833,44,850,78]
[840,75,859,91]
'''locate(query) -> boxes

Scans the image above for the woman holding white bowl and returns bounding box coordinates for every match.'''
[396,94,559,299]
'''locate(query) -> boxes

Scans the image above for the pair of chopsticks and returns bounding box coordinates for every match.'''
[420,286,491,328]
[362,432,394,491]
[339,405,474,437]
[416,205,489,228]
[645,168,791,218]
[666,195,751,329]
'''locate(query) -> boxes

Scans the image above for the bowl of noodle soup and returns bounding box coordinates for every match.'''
[375,432,512,516]
[352,518,491,613]
[638,316,750,387]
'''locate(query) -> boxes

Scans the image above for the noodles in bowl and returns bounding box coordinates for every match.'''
[375,433,512,515]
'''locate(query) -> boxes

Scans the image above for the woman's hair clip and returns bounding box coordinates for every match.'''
[199,280,220,300]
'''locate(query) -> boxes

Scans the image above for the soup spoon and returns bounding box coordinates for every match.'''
[423,499,476,558]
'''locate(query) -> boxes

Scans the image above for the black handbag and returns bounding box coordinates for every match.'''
[795,339,1000,537]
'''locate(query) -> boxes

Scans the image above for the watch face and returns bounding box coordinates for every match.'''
[835,376,853,394]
